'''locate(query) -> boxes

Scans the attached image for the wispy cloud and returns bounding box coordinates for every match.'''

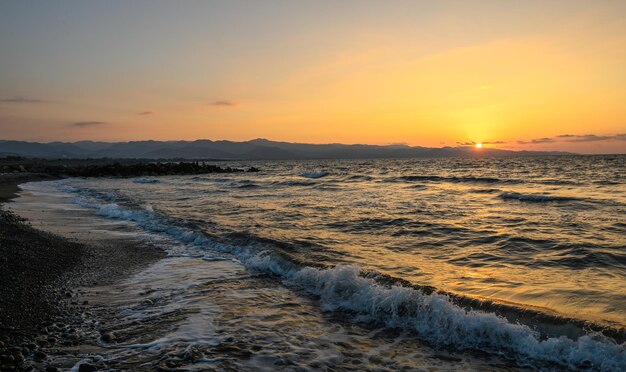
[138,111,153,115]
[483,141,507,145]
[69,121,107,127]
[519,133,626,145]
[517,137,554,145]
[211,100,237,107]
[560,134,614,142]
[1,96,44,103]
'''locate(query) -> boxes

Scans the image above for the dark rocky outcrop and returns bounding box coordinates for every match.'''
[0,158,259,178]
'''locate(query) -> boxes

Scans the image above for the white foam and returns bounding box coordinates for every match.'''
[250,262,625,370]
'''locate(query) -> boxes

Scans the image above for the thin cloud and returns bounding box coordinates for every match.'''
[561,134,613,142]
[483,140,507,144]
[457,141,476,146]
[519,133,626,144]
[517,137,554,145]
[1,96,44,103]
[211,100,237,107]
[138,111,153,115]
[69,121,107,127]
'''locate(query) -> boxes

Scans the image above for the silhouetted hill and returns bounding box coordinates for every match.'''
[0,139,572,160]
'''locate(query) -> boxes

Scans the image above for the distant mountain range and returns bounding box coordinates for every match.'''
[0,139,572,160]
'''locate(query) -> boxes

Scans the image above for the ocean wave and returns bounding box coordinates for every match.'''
[236,183,259,189]
[133,178,160,184]
[274,180,316,187]
[594,180,622,186]
[190,176,232,183]
[386,175,581,186]
[390,175,517,184]
[536,179,581,186]
[244,259,626,371]
[468,188,501,194]
[232,180,259,189]
[499,192,580,203]
[300,171,329,179]
[345,174,374,181]
[58,184,626,370]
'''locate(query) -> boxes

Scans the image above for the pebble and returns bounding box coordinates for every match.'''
[77,363,97,372]
[160,359,181,369]
[13,352,24,364]
[33,350,47,362]
[369,355,383,364]
[100,332,116,343]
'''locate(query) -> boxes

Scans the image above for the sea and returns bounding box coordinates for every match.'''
[10,155,626,370]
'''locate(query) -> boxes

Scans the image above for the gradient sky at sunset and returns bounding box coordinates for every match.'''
[1,1,625,153]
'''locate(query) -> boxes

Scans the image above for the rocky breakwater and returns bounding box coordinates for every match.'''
[0,157,260,178]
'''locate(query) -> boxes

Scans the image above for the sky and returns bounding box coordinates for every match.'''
[0,0,625,154]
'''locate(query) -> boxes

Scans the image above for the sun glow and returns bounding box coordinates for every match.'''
[475,143,483,149]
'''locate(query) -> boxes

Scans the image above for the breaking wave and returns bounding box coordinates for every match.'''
[247,260,626,371]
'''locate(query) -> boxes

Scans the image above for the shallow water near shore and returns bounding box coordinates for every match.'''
[10,183,514,371]
[9,155,626,370]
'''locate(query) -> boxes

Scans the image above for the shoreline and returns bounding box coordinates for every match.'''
[0,174,166,370]
[0,173,60,203]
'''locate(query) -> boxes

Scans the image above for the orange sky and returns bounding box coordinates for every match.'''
[1,1,625,153]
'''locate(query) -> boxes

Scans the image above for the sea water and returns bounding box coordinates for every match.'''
[10,155,626,370]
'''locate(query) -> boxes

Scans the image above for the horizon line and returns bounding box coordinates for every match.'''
[0,137,613,156]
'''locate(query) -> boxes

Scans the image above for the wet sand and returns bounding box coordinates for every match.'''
[0,174,165,370]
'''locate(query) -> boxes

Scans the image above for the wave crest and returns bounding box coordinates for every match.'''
[499,192,580,203]
[245,260,626,370]
[300,171,329,179]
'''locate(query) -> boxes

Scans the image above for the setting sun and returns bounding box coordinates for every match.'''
[475,143,483,149]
